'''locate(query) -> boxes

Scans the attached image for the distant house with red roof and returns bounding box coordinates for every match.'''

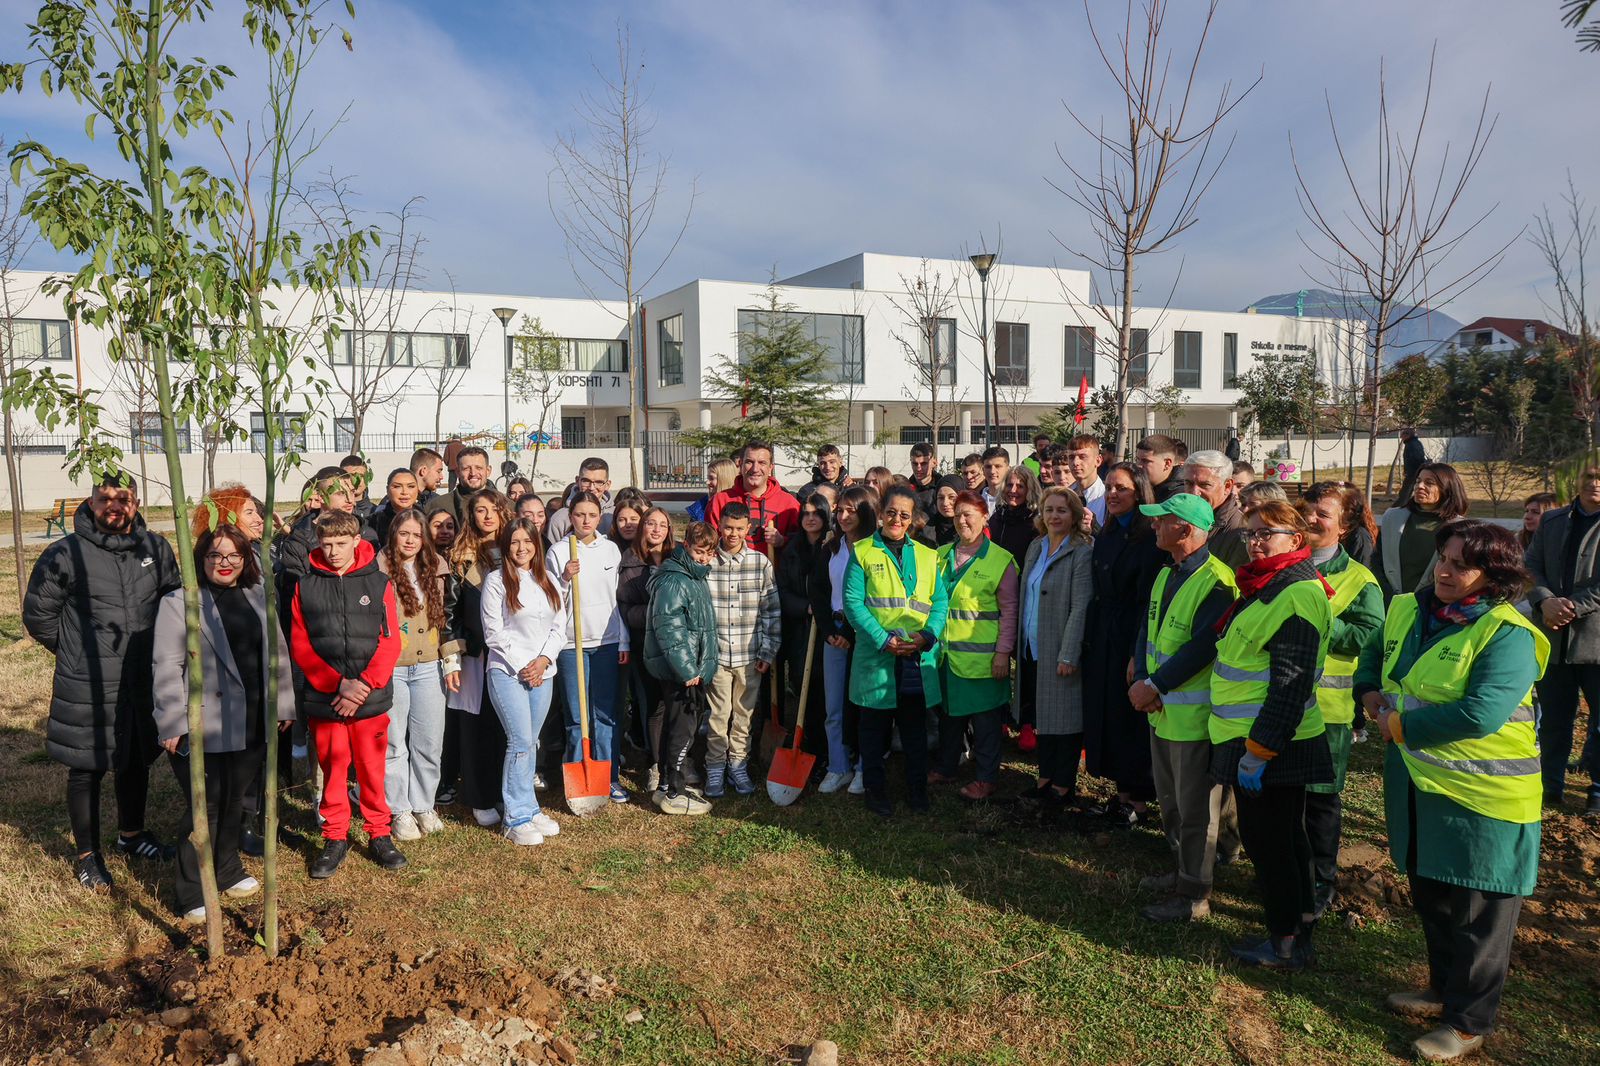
[1430,316,1577,357]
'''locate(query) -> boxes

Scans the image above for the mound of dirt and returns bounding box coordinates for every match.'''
[1518,811,1600,967]
[1333,841,1409,921]
[10,905,572,1066]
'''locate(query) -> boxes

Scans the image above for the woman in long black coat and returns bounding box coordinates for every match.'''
[778,496,832,763]
[1081,462,1165,825]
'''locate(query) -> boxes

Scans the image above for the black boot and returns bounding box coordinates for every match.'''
[370,835,408,871]
[309,838,350,879]
[1295,919,1319,968]
[865,791,893,818]
[1229,935,1304,971]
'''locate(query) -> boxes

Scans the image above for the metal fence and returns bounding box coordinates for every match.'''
[0,432,468,457]
[644,431,713,490]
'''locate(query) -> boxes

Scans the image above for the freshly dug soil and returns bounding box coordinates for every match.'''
[5,904,571,1066]
[1517,810,1600,966]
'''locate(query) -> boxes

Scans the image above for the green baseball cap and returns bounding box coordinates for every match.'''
[1139,492,1216,531]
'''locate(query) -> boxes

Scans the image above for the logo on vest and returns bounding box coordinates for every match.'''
[359,594,371,606]
[1436,646,1465,664]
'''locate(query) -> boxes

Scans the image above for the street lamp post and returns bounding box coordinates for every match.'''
[969,252,997,447]
[493,306,517,481]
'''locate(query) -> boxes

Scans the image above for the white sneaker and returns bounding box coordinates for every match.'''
[181,906,207,925]
[818,772,852,794]
[223,875,260,899]
[645,766,661,792]
[529,811,561,837]
[848,769,866,795]
[391,811,422,841]
[473,807,502,827]
[502,823,544,846]
[415,809,446,835]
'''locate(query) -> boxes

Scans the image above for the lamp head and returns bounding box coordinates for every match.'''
[968,252,997,278]
[492,307,516,327]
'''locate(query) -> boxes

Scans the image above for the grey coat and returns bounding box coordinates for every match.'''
[1526,502,1600,664]
[152,585,297,753]
[1018,535,1094,735]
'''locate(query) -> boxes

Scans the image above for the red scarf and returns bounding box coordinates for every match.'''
[1214,547,1335,634]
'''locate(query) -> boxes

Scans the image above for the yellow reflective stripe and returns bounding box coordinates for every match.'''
[946,640,997,653]
[1318,674,1355,690]
[1214,662,1270,682]
[1402,745,1541,777]
[948,609,1001,621]
[1161,690,1211,705]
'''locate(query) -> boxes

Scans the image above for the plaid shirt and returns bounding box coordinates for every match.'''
[708,543,781,667]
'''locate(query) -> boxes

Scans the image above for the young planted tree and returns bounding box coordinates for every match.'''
[1052,0,1259,453]
[1234,350,1325,474]
[0,155,42,616]
[1292,48,1511,502]
[5,0,269,958]
[207,0,362,958]
[890,260,963,465]
[684,281,843,459]
[549,23,695,486]
[507,314,565,477]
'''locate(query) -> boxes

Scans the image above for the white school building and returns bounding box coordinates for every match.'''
[0,253,1365,505]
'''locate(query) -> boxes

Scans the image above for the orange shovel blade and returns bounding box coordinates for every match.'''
[562,738,612,816]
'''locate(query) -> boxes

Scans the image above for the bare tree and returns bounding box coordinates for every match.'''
[1051,0,1259,452]
[0,154,41,615]
[507,314,566,478]
[421,271,488,448]
[300,175,423,451]
[1293,47,1513,500]
[549,23,696,487]
[890,260,965,466]
[1531,172,1597,448]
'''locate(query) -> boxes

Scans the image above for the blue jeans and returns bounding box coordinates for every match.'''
[822,642,854,775]
[385,661,449,815]
[486,667,556,827]
[558,643,621,784]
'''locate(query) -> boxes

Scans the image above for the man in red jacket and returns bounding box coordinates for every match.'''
[290,510,405,879]
[706,439,800,553]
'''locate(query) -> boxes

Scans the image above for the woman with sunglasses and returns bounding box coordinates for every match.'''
[842,484,950,816]
[1210,499,1333,971]
[152,525,296,923]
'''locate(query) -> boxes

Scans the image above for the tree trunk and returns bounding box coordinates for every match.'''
[143,0,222,959]
[256,356,282,960]
[1363,316,1387,507]
[624,294,641,488]
[4,403,26,619]
[1117,247,1135,460]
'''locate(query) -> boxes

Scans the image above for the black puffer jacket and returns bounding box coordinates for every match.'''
[288,538,401,720]
[276,510,380,631]
[23,503,181,770]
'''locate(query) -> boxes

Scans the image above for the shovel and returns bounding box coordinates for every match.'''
[767,621,819,806]
[562,534,612,816]
[758,540,786,767]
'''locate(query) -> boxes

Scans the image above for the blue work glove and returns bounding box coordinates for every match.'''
[1237,751,1269,795]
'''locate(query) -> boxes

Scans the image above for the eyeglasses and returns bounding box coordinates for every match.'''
[205,553,244,566]
[578,477,608,490]
[882,509,915,521]
[1245,528,1297,542]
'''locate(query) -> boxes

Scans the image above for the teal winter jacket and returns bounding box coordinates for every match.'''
[644,547,718,687]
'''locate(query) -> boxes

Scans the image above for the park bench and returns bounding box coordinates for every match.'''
[44,498,73,538]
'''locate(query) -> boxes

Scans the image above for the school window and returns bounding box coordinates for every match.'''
[4,318,72,361]
[898,424,961,445]
[921,317,956,386]
[566,339,628,373]
[334,417,357,452]
[994,322,1028,386]
[1173,330,1203,389]
[131,411,190,452]
[1128,328,1149,388]
[658,315,684,386]
[1064,325,1095,387]
[343,331,468,367]
[1223,332,1239,388]
[250,410,307,454]
[561,415,588,448]
[736,309,865,385]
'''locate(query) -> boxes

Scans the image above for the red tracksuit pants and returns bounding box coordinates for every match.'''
[310,714,391,840]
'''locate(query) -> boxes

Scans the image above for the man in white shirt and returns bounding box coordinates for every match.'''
[981,446,1010,515]
[1068,434,1107,525]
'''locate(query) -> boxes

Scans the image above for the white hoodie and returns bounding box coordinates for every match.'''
[480,566,569,678]
[545,534,628,651]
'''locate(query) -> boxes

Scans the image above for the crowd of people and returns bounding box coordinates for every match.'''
[21,429,1595,1063]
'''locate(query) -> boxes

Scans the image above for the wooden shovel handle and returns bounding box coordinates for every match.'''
[792,620,818,749]
[569,534,588,744]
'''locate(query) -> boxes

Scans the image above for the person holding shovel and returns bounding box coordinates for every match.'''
[644,522,721,815]
[546,493,628,805]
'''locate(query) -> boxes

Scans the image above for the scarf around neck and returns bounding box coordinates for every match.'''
[1215,547,1334,633]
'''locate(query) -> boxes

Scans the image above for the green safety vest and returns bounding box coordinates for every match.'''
[1380,594,1550,824]
[1144,555,1238,741]
[938,538,1016,679]
[853,536,938,636]
[1209,578,1332,744]
[1315,560,1380,727]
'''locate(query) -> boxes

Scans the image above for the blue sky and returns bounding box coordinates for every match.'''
[3,0,1595,320]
